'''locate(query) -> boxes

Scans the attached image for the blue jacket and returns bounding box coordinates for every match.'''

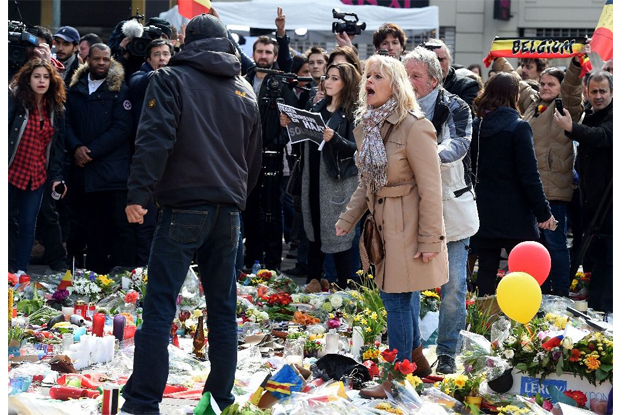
[65,61,133,192]
[128,62,155,130]
[470,107,551,240]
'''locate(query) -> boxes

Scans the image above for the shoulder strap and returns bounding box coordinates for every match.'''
[382,123,395,144]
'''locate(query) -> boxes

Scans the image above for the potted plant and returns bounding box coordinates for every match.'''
[303,339,322,358]
[8,326,26,356]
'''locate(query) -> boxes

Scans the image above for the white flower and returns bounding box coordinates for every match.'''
[248,314,257,323]
[523,344,533,353]
[561,337,573,350]
[506,336,516,345]
[291,294,301,303]
[504,349,515,359]
[310,297,324,309]
[260,312,269,321]
[330,294,343,310]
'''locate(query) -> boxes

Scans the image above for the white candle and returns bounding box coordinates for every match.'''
[574,300,588,312]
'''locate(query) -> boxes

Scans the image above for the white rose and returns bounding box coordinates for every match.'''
[330,295,343,310]
[260,312,269,321]
[561,337,573,350]
[504,349,515,359]
[248,314,257,323]
[310,297,324,309]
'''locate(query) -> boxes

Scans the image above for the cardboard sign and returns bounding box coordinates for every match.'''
[277,103,326,146]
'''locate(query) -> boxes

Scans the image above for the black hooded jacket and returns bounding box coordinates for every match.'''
[127,38,262,211]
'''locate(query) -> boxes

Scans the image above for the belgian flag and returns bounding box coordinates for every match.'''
[590,0,613,61]
[178,0,212,20]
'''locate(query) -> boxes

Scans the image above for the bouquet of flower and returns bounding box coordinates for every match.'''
[125,290,140,305]
[496,404,531,415]
[95,274,116,295]
[374,348,424,392]
[70,277,102,301]
[48,289,72,309]
[569,271,590,299]
[304,339,322,357]
[465,293,497,337]
[268,275,299,294]
[346,271,387,344]
[8,273,18,287]
[244,308,270,324]
[435,373,485,402]
[128,267,148,299]
[259,291,295,321]
[419,290,441,319]
[565,332,613,385]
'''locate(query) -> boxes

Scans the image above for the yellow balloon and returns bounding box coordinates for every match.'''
[496,272,542,324]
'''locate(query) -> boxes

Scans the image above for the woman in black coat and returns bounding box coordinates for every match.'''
[470,72,555,295]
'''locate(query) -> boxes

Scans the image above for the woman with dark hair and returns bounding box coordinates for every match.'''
[9,59,67,274]
[470,72,555,295]
[329,46,362,74]
[281,62,361,290]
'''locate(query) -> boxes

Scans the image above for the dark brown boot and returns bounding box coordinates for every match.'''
[359,379,393,399]
[411,345,432,377]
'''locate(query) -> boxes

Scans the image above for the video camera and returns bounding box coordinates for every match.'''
[123,11,164,58]
[331,8,366,36]
[256,68,314,91]
[8,20,38,71]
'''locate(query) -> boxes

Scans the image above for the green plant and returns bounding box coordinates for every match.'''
[347,270,387,344]
[419,290,441,318]
[8,326,25,345]
[16,286,43,315]
[465,292,496,337]
[304,339,322,352]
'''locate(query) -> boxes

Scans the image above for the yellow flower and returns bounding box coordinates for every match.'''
[371,312,377,320]
[356,270,364,276]
[584,354,601,370]
[405,373,422,389]
[364,309,371,315]
[381,310,387,317]
[367,273,374,279]
[422,290,440,300]
[329,313,335,319]
[366,327,372,333]
[454,374,468,388]
[193,310,202,318]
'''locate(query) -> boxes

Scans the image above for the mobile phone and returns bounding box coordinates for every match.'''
[555,98,564,115]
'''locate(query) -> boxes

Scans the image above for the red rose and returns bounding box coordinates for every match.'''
[588,342,596,351]
[363,360,380,378]
[394,359,417,375]
[381,348,398,363]
[564,390,587,407]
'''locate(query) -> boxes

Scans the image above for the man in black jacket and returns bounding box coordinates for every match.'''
[122,14,262,414]
[555,71,613,313]
[424,38,480,111]
[243,36,298,271]
[65,43,135,274]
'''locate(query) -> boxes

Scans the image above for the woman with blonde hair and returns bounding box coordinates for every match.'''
[281,62,361,290]
[336,55,448,395]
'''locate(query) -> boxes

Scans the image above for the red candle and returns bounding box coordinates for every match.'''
[92,313,105,337]
[74,300,87,317]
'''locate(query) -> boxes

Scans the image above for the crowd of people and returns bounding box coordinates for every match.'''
[7,7,613,414]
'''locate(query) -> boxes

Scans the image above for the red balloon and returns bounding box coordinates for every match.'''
[507,241,551,285]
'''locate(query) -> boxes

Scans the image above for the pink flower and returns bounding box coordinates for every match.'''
[125,290,139,304]
[8,273,18,286]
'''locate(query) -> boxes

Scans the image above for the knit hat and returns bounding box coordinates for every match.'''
[146,17,172,39]
[184,14,228,45]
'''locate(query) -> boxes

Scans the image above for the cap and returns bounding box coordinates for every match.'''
[184,14,228,45]
[146,17,172,39]
[54,26,80,44]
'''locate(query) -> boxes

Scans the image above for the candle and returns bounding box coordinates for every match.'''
[92,313,105,337]
[351,326,365,359]
[113,315,126,342]
[74,300,87,318]
[326,330,339,354]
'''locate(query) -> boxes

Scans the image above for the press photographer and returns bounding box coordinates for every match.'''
[107,13,172,83]
[242,34,300,272]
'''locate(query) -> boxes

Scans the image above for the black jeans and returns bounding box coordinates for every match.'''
[242,171,283,270]
[474,237,525,296]
[35,177,67,268]
[83,190,137,274]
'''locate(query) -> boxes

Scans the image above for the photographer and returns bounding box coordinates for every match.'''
[108,16,172,84]
[9,24,64,79]
[242,36,298,272]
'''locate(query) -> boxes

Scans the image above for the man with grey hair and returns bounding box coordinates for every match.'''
[423,39,480,110]
[404,47,479,374]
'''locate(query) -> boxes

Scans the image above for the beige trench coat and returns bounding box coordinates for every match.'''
[336,110,449,293]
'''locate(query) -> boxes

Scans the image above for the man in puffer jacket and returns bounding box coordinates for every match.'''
[404,47,479,375]
[65,43,135,274]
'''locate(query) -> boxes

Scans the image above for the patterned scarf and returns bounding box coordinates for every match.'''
[356,98,398,194]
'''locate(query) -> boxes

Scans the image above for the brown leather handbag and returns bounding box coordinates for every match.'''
[361,213,384,265]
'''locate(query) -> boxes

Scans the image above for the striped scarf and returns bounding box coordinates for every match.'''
[356,98,398,194]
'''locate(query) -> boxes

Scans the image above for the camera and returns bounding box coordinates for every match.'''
[128,25,163,58]
[331,8,366,36]
[8,20,38,70]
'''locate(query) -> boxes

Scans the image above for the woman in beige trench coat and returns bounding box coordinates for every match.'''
[335,56,449,392]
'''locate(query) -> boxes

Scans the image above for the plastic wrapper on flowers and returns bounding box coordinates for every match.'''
[271,384,369,415]
[419,387,467,413]
[96,292,125,314]
[178,267,203,310]
[541,294,575,315]
[459,330,511,382]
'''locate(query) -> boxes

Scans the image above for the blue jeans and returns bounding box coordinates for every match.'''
[437,238,469,358]
[122,204,240,414]
[541,204,569,293]
[381,291,421,362]
[9,183,45,272]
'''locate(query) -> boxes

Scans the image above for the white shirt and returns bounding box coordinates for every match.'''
[87,73,106,95]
